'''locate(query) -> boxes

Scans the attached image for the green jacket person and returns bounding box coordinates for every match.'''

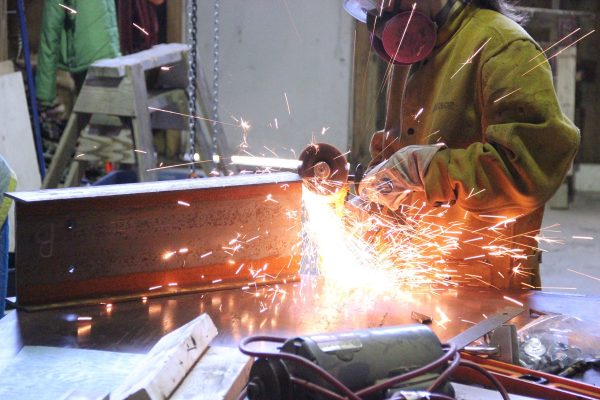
[36,0,120,106]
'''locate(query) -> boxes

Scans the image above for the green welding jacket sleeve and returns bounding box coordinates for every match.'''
[423,39,580,216]
[35,0,65,106]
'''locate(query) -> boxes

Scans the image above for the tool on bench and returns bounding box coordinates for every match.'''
[238,307,524,400]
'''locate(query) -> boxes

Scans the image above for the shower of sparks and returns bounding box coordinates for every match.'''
[568,268,600,283]
[414,107,424,120]
[503,295,524,307]
[280,0,301,39]
[163,251,176,260]
[493,88,521,103]
[134,149,147,154]
[450,38,491,79]
[59,3,77,13]
[146,160,209,172]
[161,65,173,71]
[77,316,92,321]
[572,236,593,240]
[529,28,581,62]
[133,23,149,36]
[523,30,595,76]
[284,92,291,115]
[177,200,190,207]
[148,107,240,128]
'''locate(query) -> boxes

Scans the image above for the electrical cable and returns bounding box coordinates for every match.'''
[239,335,512,400]
[458,360,511,400]
[427,350,461,392]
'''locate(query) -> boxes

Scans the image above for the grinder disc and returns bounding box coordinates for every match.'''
[298,143,349,194]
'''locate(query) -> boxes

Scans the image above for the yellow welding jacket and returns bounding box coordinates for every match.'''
[381,3,580,289]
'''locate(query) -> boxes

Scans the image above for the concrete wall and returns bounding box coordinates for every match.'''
[194,1,354,160]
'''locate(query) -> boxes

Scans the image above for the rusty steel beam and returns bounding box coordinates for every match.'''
[8,172,302,308]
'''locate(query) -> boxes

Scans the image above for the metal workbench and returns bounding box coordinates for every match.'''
[1,281,599,387]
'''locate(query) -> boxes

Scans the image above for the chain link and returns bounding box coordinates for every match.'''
[187,0,198,174]
[212,0,221,169]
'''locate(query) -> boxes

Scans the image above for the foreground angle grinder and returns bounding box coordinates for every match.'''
[231,143,365,195]
[239,324,455,400]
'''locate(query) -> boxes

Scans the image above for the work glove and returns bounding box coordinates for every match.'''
[358,144,445,211]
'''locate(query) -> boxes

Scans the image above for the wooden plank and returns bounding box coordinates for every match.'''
[130,63,158,181]
[170,346,252,400]
[76,128,135,164]
[110,314,218,400]
[167,1,184,44]
[42,112,92,188]
[73,76,136,116]
[89,44,188,78]
[0,59,12,76]
[10,173,302,306]
[0,72,42,252]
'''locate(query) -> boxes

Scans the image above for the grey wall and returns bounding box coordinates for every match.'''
[194,1,354,160]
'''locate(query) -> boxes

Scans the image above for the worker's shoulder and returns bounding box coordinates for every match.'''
[468,8,538,56]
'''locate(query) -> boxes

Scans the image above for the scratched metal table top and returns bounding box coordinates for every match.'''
[2,279,598,369]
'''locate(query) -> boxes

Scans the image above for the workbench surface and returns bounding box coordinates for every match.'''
[2,280,598,370]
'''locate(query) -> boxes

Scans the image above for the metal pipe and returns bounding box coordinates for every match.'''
[16,0,46,179]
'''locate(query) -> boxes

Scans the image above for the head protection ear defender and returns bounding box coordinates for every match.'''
[343,0,461,65]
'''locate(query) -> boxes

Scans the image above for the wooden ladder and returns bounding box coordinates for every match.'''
[43,43,224,188]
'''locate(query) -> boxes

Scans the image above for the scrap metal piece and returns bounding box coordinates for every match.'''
[411,311,432,324]
[448,307,525,350]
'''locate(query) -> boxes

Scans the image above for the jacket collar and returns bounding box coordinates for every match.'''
[435,1,478,48]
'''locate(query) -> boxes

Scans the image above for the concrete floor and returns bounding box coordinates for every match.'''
[541,191,600,296]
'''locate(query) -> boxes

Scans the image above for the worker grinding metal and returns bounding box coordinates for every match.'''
[345,0,580,289]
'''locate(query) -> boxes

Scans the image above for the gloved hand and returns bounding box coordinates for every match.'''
[368,129,401,167]
[358,144,445,210]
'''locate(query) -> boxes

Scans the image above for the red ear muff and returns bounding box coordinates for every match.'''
[376,10,437,65]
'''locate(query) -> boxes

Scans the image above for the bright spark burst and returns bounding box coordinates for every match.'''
[523,30,595,76]
[493,88,521,103]
[450,38,491,79]
[503,295,524,307]
[284,92,291,115]
[529,28,581,62]
[568,268,600,283]
[59,3,77,13]
[133,22,149,36]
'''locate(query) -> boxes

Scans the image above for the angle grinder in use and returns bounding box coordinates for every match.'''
[230,143,365,196]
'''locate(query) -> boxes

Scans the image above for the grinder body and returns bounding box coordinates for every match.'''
[247,324,453,399]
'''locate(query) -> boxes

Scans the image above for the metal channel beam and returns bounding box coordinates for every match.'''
[8,172,302,307]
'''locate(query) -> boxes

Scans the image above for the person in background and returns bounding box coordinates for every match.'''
[0,156,17,318]
[346,0,580,289]
[35,0,120,107]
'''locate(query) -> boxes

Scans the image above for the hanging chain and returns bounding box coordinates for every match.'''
[211,0,222,170]
[187,0,198,174]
